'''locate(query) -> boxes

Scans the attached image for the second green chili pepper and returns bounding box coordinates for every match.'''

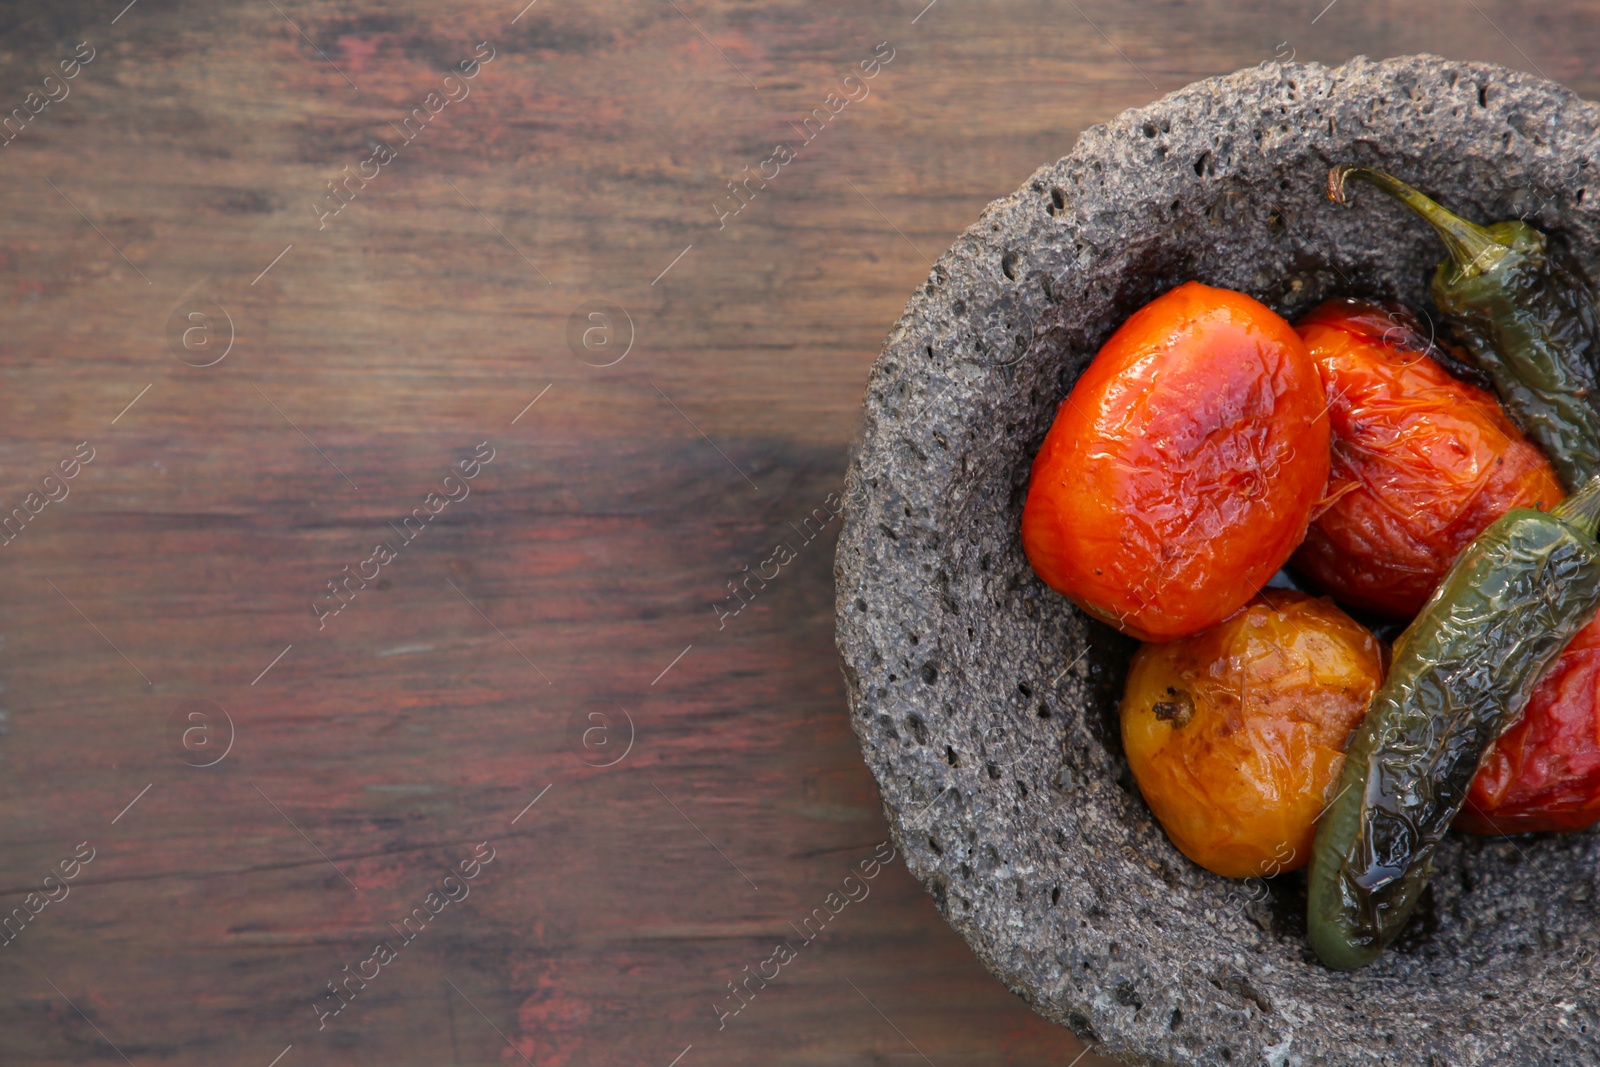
[1307,476,1600,970]
[1328,165,1600,492]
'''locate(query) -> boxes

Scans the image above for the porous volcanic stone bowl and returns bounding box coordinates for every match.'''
[835,54,1600,1067]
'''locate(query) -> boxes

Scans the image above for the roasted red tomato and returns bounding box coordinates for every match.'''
[1121,590,1384,878]
[1290,298,1564,618]
[1458,614,1600,834]
[1022,281,1329,642]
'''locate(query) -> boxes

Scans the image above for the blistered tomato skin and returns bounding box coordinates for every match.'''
[1291,299,1565,618]
[1120,591,1383,879]
[1022,281,1330,643]
[1460,614,1600,834]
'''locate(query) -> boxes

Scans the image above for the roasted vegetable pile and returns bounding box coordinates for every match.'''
[1021,166,1600,969]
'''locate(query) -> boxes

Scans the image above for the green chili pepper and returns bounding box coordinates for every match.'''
[1328,165,1600,492]
[1306,476,1600,970]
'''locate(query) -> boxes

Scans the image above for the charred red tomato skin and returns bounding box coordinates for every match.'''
[1459,614,1600,834]
[1291,298,1564,618]
[1022,280,1330,643]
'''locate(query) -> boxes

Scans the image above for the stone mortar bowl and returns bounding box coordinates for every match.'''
[835,54,1600,1067]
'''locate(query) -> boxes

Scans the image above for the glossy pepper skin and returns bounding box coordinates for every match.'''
[1291,298,1565,617]
[1459,612,1600,834]
[1021,281,1330,642]
[1330,165,1600,492]
[1306,478,1600,970]
[1121,591,1383,878]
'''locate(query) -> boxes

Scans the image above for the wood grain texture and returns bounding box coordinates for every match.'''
[0,0,1595,1063]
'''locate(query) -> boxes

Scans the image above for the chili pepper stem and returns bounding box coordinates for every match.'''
[1553,475,1600,537]
[1328,165,1509,279]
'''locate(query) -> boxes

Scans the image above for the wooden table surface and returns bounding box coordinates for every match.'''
[1,1,1596,1064]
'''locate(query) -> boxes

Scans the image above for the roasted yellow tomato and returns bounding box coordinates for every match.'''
[1120,590,1383,878]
